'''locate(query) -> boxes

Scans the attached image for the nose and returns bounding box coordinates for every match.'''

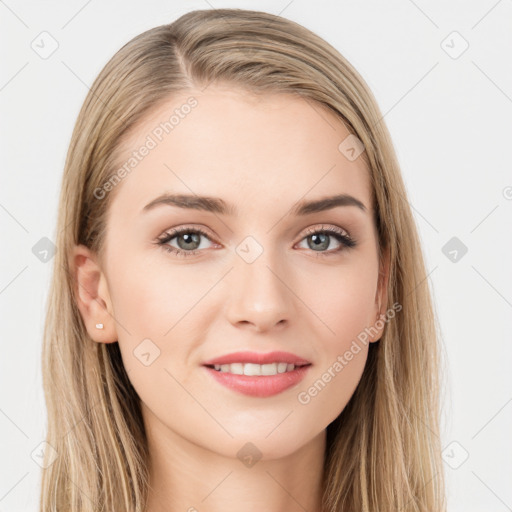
[225,254,296,333]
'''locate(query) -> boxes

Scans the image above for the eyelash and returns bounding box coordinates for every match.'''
[155,225,357,258]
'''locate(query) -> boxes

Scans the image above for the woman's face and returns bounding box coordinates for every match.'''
[82,86,387,460]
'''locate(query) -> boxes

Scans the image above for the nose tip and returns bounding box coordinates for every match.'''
[225,261,294,332]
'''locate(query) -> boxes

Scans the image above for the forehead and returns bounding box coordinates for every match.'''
[108,86,371,221]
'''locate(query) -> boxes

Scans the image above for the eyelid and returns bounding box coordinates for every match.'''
[300,223,351,238]
[158,224,217,241]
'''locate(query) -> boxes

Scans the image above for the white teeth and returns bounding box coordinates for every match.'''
[261,363,276,376]
[230,363,244,375]
[212,362,299,375]
[277,362,288,373]
[244,363,261,376]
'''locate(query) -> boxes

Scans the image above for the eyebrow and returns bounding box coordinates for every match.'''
[141,193,367,216]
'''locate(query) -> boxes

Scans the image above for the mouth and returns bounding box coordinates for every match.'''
[201,350,312,397]
[202,358,312,398]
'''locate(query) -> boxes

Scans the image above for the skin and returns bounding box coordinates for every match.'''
[71,85,389,512]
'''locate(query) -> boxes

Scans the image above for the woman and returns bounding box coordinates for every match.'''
[40,8,446,511]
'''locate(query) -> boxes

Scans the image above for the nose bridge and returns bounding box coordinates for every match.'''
[225,241,294,330]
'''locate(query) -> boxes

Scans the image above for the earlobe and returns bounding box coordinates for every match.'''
[69,244,118,343]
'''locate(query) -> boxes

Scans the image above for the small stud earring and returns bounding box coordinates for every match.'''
[95,323,104,329]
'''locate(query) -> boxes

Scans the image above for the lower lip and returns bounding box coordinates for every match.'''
[203,365,311,397]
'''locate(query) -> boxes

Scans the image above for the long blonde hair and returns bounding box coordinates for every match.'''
[40,8,446,511]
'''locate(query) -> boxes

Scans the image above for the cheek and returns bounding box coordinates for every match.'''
[300,261,378,346]
[296,262,377,413]
[325,285,376,345]
[106,259,199,418]
[298,285,374,424]
[107,250,210,338]
[105,251,220,384]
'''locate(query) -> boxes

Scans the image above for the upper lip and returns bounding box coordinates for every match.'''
[202,351,311,366]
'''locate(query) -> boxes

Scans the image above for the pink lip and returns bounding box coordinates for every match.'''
[202,350,311,366]
[203,364,311,398]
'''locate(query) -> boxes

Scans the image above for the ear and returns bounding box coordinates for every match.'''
[69,244,118,344]
[370,244,390,343]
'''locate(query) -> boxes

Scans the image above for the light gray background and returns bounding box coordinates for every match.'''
[1,1,511,510]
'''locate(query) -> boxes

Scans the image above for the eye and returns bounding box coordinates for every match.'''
[296,225,357,255]
[156,226,217,258]
[155,224,357,259]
